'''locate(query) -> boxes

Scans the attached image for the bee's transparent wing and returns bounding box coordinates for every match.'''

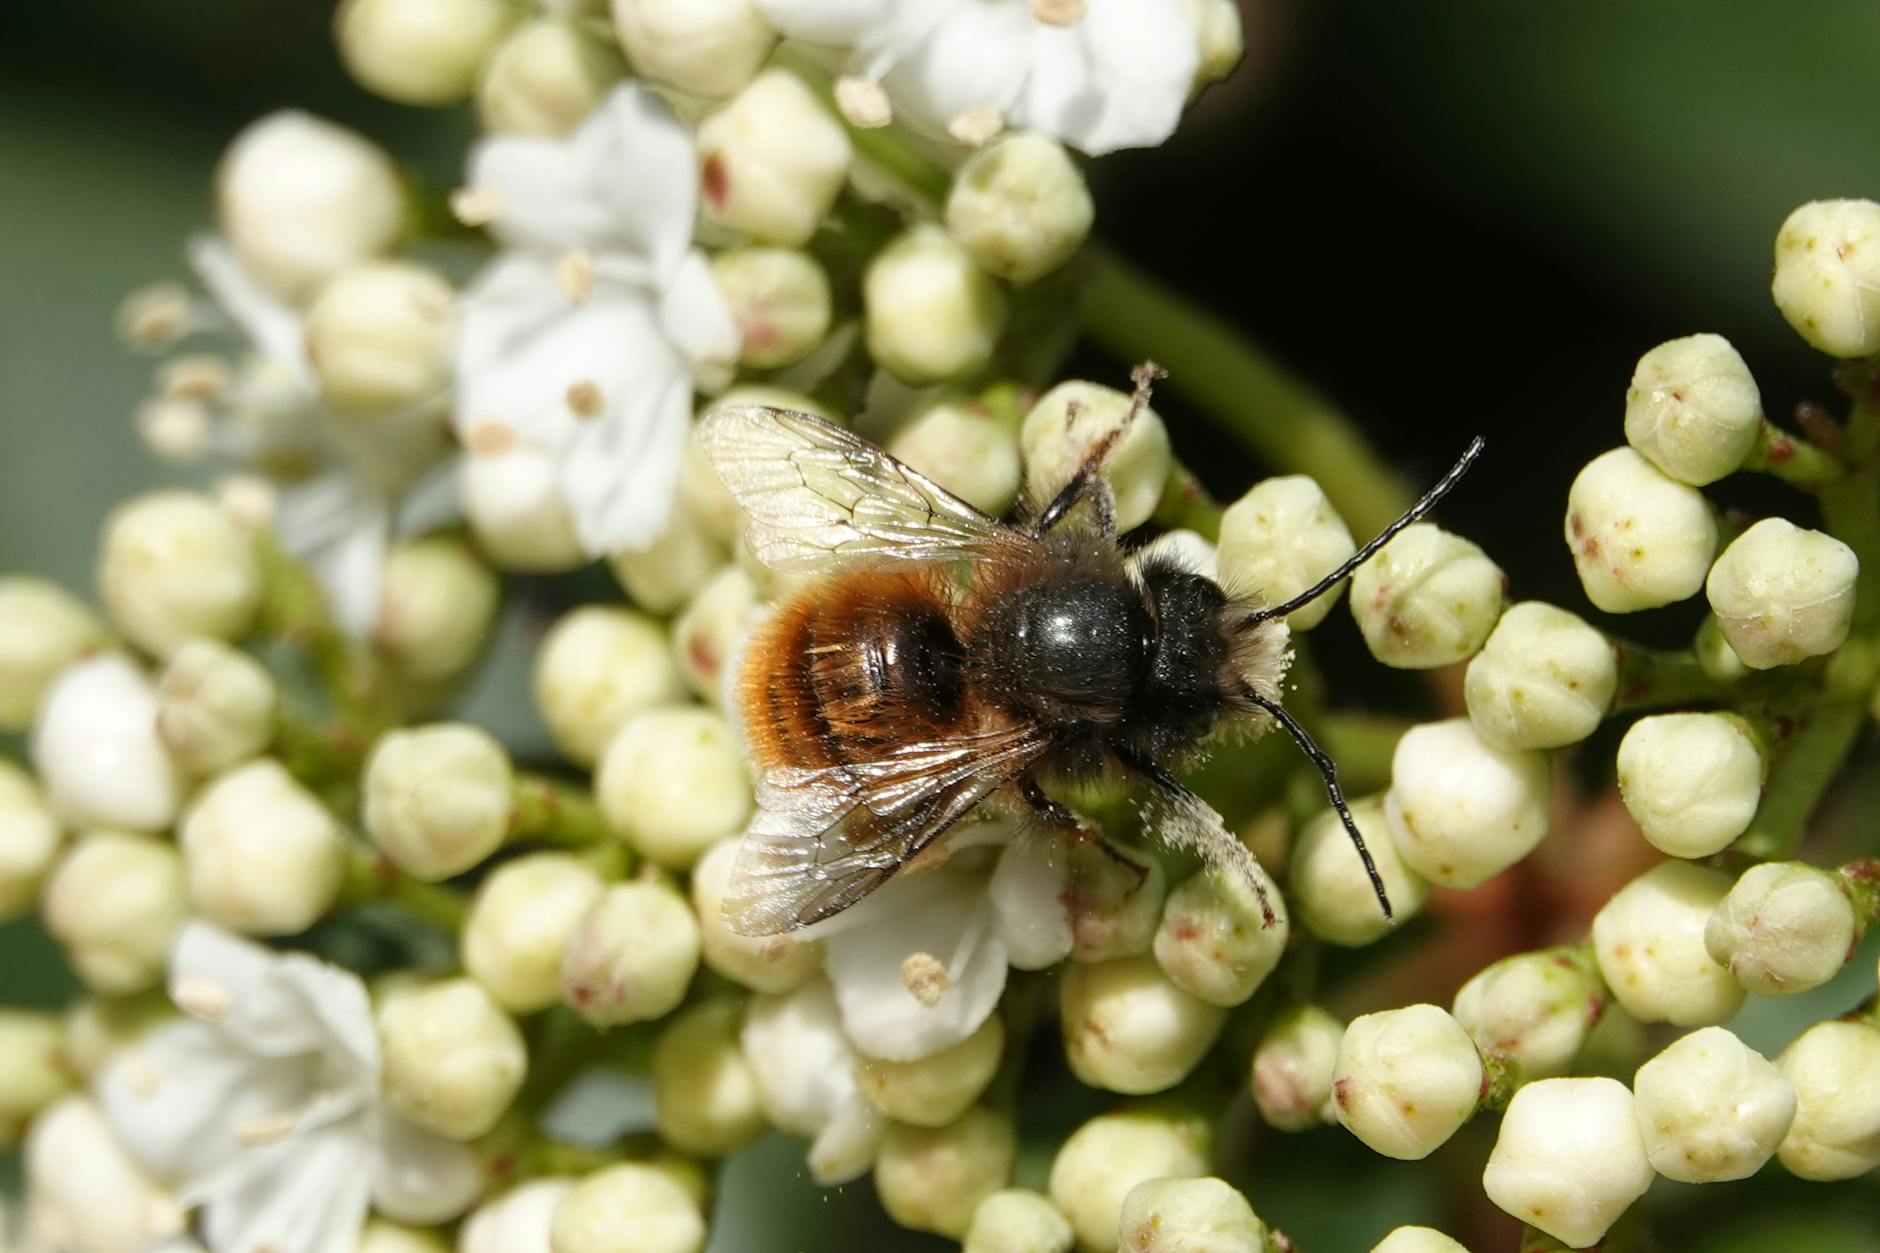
[699,404,1020,572]
[723,725,1049,935]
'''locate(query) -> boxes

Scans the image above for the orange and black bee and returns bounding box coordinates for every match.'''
[701,367,1483,935]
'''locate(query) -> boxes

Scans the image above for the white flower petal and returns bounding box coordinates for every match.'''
[369,1110,485,1224]
[560,357,693,553]
[741,978,861,1136]
[1017,0,1197,153]
[988,837,1074,970]
[658,248,740,383]
[755,0,901,47]
[194,1122,374,1253]
[188,235,313,381]
[274,474,390,639]
[877,2,1032,136]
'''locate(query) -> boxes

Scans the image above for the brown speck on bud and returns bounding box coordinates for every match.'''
[466,421,516,456]
[450,185,504,227]
[701,153,730,210]
[900,951,949,1007]
[948,106,1005,148]
[554,250,596,305]
[567,380,604,418]
[834,76,892,129]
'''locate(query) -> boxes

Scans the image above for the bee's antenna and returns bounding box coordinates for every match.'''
[1243,436,1486,630]
[1127,360,1166,425]
[1242,686,1392,920]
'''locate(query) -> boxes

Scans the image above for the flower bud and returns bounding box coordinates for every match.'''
[1464,602,1616,750]
[0,763,62,922]
[379,978,525,1140]
[1020,380,1172,534]
[1117,1177,1266,1253]
[1059,835,1166,963]
[1565,448,1717,612]
[671,566,761,703]
[1181,0,1244,90]
[364,723,514,880]
[550,1162,706,1253]
[335,0,511,105]
[1592,861,1744,1026]
[305,263,455,421]
[464,853,606,1013]
[136,395,213,462]
[865,225,1008,384]
[710,247,831,369]
[32,655,181,832]
[217,111,404,301]
[875,1106,1018,1240]
[611,0,773,98]
[561,880,701,1026]
[1251,1005,1342,1132]
[697,69,849,246]
[1632,1025,1794,1183]
[888,400,1025,518]
[608,506,729,617]
[1450,947,1603,1082]
[1153,864,1287,1007]
[1483,1078,1651,1249]
[691,837,823,992]
[359,1220,450,1253]
[1775,1019,1880,1180]
[1623,333,1763,485]
[857,1014,1003,1128]
[1332,1004,1482,1160]
[1217,475,1357,630]
[43,832,186,996]
[461,1179,571,1253]
[154,639,277,775]
[943,133,1094,284]
[1048,1106,1211,1253]
[0,577,106,732]
[180,759,345,935]
[651,999,764,1157]
[0,1011,71,1149]
[1704,517,1857,669]
[962,1189,1074,1253]
[1383,718,1548,889]
[24,1096,182,1253]
[1704,861,1856,997]
[1615,713,1762,858]
[596,706,752,868]
[460,443,585,572]
[1349,524,1502,669]
[1061,955,1227,1096]
[479,19,626,137]
[1291,797,1427,946]
[534,607,685,767]
[98,491,261,658]
[1771,198,1880,358]
[374,534,500,682]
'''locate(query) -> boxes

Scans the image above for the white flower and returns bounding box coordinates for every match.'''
[455,83,737,558]
[755,0,1202,155]
[97,924,483,1252]
[740,977,887,1185]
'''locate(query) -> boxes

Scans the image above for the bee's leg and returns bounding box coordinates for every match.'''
[1017,775,1081,833]
[1030,361,1162,538]
[1119,747,1279,927]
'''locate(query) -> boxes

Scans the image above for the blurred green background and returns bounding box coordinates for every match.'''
[4,1,1879,1248]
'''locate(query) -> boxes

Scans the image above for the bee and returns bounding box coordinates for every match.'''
[700,366,1484,935]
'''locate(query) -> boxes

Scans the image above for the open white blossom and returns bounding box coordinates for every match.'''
[98,923,483,1251]
[741,977,887,1185]
[455,82,737,558]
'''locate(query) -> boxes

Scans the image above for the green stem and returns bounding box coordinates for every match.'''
[1742,419,1845,487]
[1836,858,1880,932]
[273,707,373,790]
[1735,699,1867,861]
[1151,460,1225,539]
[253,535,377,717]
[1609,641,1737,713]
[341,845,469,932]
[511,774,612,847]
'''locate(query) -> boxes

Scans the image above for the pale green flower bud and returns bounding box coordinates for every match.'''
[1062,836,1166,963]
[1383,717,1548,889]
[24,1095,184,1253]
[1217,475,1356,630]
[944,133,1094,284]
[1180,0,1244,90]
[1292,797,1427,946]
[1483,1077,1650,1249]
[1118,1176,1266,1253]
[1048,1106,1211,1253]
[1021,381,1172,534]
[1332,1004,1482,1160]
[889,401,1025,517]
[379,977,526,1140]
[1592,862,1744,1026]
[596,706,752,868]
[534,606,685,767]
[44,831,187,995]
[1152,863,1287,1007]
[1694,612,1750,682]
[1771,199,1880,358]
[0,577,106,732]
[875,1106,1018,1240]
[962,1189,1074,1253]
[460,444,585,572]
[1704,518,1857,669]
[1565,448,1717,612]
[711,247,831,369]
[0,762,62,922]
[1705,861,1857,996]
[359,1220,450,1253]
[375,534,499,683]
[98,491,261,659]
[671,566,761,704]
[1372,1227,1470,1253]
[1450,947,1603,1082]
[305,261,456,414]
[363,723,514,880]
[857,1014,1003,1127]
[1464,602,1616,750]
[611,0,774,99]
[478,19,625,137]
[1061,955,1227,1095]
[1615,713,1763,858]
[0,1011,74,1149]
[550,1161,705,1253]
[866,225,1007,384]
[32,654,182,832]
[336,0,510,105]
[561,880,700,1026]
[1775,1020,1880,1180]
[464,853,606,1013]
[155,639,277,775]
[460,1179,572,1253]
[691,836,823,993]
[1632,1026,1794,1183]
[1623,333,1762,486]
[653,1000,765,1157]
[698,69,849,245]
[181,759,345,935]
[608,505,730,617]
[1251,1005,1342,1132]
[1348,524,1502,669]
